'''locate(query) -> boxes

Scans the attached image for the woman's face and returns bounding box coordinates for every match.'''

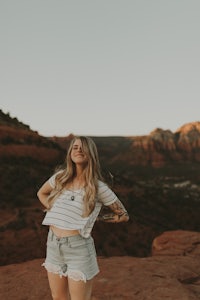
[70,139,88,165]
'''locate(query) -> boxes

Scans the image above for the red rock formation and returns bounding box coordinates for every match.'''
[152,230,200,256]
[176,122,200,158]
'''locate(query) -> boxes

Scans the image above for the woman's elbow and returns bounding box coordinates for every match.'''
[37,189,45,203]
[123,214,129,222]
[119,213,129,223]
[37,189,41,200]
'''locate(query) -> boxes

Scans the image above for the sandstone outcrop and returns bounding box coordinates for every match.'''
[152,230,200,256]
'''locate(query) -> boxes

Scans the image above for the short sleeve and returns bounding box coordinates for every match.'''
[48,171,63,188]
[97,181,118,206]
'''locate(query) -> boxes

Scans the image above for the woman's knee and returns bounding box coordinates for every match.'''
[51,292,68,300]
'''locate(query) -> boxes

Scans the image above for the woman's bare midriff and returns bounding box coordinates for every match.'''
[50,225,80,237]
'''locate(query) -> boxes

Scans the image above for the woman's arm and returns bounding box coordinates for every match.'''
[37,180,53,209]
[98,199,129,223]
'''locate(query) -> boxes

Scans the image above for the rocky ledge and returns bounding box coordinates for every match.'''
[0,230,200,300]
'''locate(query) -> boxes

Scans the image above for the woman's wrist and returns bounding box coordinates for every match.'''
[97,214,116,222]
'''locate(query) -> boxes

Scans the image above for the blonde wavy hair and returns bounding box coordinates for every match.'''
[47,136,103,217]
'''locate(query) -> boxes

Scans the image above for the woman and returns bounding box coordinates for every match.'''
[37,136,129,300]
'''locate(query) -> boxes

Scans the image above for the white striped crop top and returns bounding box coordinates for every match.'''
[42,172,119,238]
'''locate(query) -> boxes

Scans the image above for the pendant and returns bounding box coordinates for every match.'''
[71,196,75,201]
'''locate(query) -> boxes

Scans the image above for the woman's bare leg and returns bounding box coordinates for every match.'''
[68,277,93,300]
[47,272,71,300]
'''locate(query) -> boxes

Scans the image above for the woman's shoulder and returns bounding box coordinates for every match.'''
[97,180,118,205]
[97,180,112,191]
[49,169,64,179]
[48,169,64,187]
[97,179,107,187]
[54,169,64,176]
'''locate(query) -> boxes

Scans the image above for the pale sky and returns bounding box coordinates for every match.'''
[0,0,200,137]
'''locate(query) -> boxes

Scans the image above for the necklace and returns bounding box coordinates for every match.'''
[70,189,84,201]
[70,181,84,201]
[70,187,84,201]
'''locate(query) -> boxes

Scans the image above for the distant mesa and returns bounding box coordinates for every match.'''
[1,109,200,167]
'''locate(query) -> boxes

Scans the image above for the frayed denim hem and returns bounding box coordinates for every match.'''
[42,262,87,282]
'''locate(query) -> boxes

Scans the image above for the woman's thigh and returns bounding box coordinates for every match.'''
[47,271,70,300]
[68,277,93,300]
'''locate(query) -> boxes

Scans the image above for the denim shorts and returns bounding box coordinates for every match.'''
[42,229,99,282]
